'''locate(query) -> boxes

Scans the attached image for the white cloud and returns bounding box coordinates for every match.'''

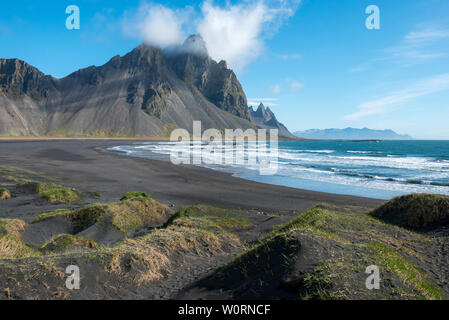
[122,1,301,70]
[122,4,188,47]
[344,73,449,120]
[198,1,267,70]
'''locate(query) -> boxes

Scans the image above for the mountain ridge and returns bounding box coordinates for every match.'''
[0,35,293,138]
[294,127,413,140]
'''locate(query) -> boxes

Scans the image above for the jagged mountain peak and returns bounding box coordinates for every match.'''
[249,102,295,138]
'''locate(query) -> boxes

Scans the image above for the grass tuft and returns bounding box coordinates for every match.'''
[120,191,154,201]
[31,209,71,224]
[40,234,98,254]
[0,188,11,200]
[19,181,82,204]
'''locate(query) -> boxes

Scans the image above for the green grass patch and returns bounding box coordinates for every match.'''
[31,209,71,224]
[168,205,251,231]
[367,242,444,300]
[120,191,154,201]
[19,181,82,204]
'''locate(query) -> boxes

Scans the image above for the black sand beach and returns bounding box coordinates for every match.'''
[0,140,382,218]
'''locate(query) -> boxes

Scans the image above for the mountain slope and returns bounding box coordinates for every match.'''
[249,103,295,138]
[294,128,413,140]
[0,35,260,137]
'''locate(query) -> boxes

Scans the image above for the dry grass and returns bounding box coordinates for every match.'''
[40,234,98,254]
[107,216,242,286]
[109,240,171,285]
[0,218,38,259]
[0,236,39,259]
[0,188,11,200]
[0,218,26,239]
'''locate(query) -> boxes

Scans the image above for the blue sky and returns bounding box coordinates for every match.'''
[1,0,449,139]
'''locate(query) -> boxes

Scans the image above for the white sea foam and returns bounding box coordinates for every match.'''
[109,141,449,197]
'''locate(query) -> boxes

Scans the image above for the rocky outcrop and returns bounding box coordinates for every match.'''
[249,103,295,138]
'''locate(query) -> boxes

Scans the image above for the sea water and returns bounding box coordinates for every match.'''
[109,140,449,200]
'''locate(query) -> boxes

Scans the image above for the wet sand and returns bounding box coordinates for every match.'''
[0,140,383,216]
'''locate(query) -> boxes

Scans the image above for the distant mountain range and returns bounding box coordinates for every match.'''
[249,103,295,138]
[294,128,413,140]
[0,35,293,138]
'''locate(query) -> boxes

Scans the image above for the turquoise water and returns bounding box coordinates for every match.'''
[110,140,449,200]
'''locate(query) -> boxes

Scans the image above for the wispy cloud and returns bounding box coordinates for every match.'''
[269,84,281,94]
[290,80,304,90]
[248,98,279,107]
[385,27,449,64]
[404,28,449,44]
[344,73,449,120]
[348,25,449,72]
[276,53,302,60]
[268,79,303,94]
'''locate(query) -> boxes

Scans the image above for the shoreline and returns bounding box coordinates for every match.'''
[0,140,382,215]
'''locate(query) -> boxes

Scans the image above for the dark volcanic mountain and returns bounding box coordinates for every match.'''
[294,127,413,140]
[249,103,295,138]
[0,35,276,137]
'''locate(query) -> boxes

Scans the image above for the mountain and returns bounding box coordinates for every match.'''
[249,103,295,138]
[0,35,276,137]
[294,128,413,140]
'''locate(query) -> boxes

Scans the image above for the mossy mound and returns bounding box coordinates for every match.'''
[19,181,82,204]
[120,191,154,201]
[169,205,252,232]
[39,234,98,254]
[370,194,449,229]
[69,204,109,233]
[0,188,11,200]
[108,197,172,235]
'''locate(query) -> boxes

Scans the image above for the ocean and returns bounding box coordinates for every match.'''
[109,140,449,200]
